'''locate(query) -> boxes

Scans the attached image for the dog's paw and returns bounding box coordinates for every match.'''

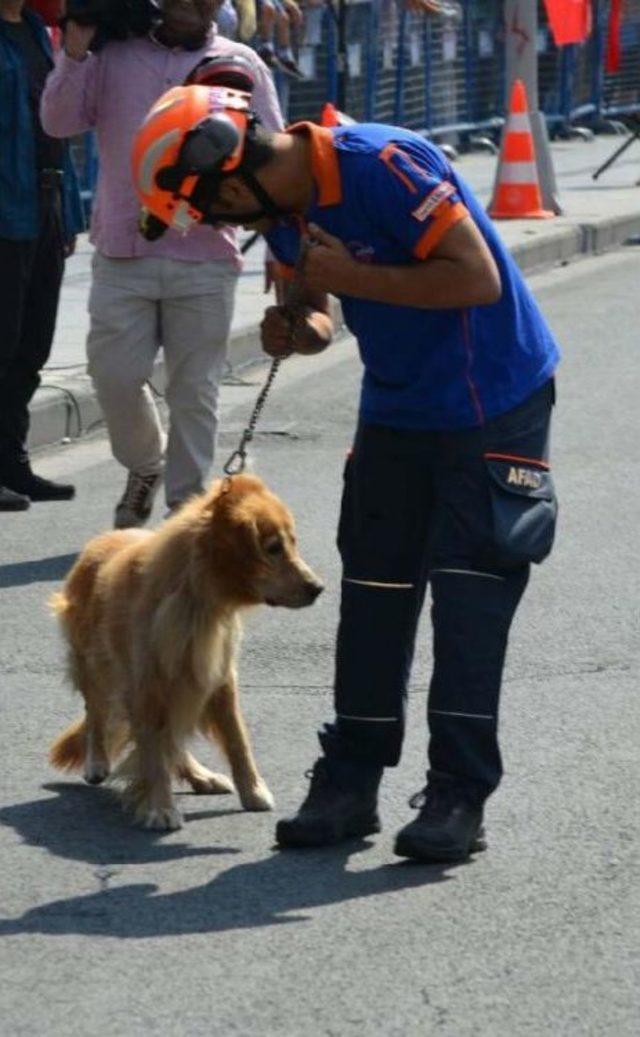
[84,761,110,785]
[239,780,275,812]
[189,770,235,796]
[141,805,183,831]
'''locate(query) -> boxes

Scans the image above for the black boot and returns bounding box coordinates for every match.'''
[0,485,30,511]
[276,758,382,848]
[1,460,75,502]
[394,780,487,863]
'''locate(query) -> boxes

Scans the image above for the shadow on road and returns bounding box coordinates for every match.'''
[0,553,77,588]
[0,785,457,940]
[0,783,242,868]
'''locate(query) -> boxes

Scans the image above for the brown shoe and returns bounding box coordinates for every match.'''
[114,470,162,528]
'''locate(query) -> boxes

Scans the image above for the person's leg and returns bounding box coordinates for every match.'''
[215,0,239,38]
[235,0,257,41]
[87,254,165,525]
[273,0,305,77]
[324,423,433,770]
[0,190,72,499]
[395,380,557,861]
[427,380,556,799]
[426,567,529,798]
[0,234,41,467]
[274,1,290,48]
[256,0,277,63]
[0,234,33,504]
[159,259,237,509]
[13,192,65,445]
[276,423,433,847]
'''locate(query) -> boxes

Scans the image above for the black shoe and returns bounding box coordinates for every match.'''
[275,758,382,848]
[0,485,30,511]
[257,44,277,69]
[1,464,75,502]
[394,781,487,863]
[275,54,306,79]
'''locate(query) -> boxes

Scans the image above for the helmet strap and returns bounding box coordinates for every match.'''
[239,169,285,220]
[193,168,289,227]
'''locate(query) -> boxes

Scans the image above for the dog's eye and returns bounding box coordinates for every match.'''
[265,539,283,557]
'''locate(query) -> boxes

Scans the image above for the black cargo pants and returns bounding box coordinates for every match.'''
[320,379,557,804]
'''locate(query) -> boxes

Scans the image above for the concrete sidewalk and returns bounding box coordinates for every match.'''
[31,133,640,451]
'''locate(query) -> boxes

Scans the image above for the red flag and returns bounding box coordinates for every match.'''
[25,0,63,26]
[606,0,623,74]
[543,0,592,46]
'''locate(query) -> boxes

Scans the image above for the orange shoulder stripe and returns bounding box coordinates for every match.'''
[378,143,419,195]
[413,201,469,260]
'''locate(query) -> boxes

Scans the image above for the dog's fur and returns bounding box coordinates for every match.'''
[49,474,323,830]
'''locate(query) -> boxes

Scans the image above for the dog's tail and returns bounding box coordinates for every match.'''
[49,590,74,646]
[49,590,68,617]
[49,717,87,772]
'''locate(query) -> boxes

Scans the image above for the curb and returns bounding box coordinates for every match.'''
[510,210,640,275]
[29,210,640,453]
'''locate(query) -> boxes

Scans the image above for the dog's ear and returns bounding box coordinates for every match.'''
[238,514,262,554]
[202,478,227,508]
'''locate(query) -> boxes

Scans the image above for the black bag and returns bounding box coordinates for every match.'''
[484,455,558,567]
[62,0,162,49]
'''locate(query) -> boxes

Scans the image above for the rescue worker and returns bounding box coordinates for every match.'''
[132,86,560,863]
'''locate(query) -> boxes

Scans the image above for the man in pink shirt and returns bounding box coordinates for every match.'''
[41,0,284,526]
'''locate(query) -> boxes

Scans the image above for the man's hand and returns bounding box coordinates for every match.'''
[264,259,288,303]
[64,20,97,61]
[64,236,77,258]
[261,305,333,358]
[302,223,359,296]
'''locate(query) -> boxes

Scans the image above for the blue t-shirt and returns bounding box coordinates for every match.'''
[266,122,560,431]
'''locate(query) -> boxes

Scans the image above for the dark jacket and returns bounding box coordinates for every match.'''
[0,9,84,240]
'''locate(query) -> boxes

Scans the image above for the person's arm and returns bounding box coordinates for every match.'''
[301,217,502,309]
[40,22,100,138]
[300,137,502,309]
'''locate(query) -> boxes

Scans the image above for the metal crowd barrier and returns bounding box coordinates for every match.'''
[288,0,507,148]
[288,0,640,144]
[73,0,640,208]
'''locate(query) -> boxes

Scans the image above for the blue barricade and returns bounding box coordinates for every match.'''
[72,0,640,210]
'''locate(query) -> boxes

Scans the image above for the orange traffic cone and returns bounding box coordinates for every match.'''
[488,79,554,220]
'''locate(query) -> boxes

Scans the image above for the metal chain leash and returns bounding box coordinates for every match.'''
[222,238,311,478]
[223,354,284,475]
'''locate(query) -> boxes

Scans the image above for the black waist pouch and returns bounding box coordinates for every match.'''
[483,454,558,568]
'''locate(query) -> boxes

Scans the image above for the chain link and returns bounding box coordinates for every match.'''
[222,239,311,478]
[222,355,284,476]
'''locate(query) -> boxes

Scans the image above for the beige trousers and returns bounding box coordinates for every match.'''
[87,253,238,507]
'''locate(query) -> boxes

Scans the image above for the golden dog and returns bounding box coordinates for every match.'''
[49,474,323,830]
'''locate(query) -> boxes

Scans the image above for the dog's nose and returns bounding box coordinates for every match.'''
[305,580,324,603]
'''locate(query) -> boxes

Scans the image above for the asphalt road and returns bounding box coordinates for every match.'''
[1,250,639,1036]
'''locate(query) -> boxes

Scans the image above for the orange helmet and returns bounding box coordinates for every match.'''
[132,84,253,235]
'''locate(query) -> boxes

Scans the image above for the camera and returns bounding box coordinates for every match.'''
[62,0,162,48]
